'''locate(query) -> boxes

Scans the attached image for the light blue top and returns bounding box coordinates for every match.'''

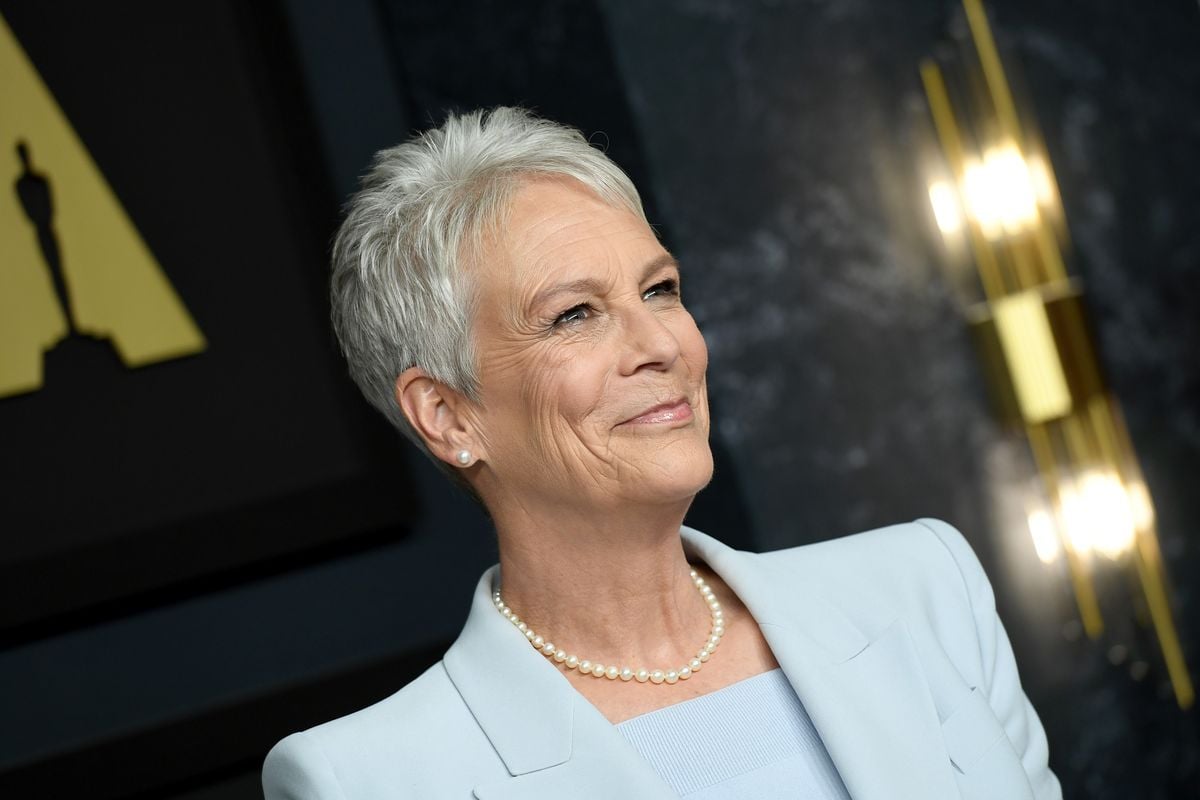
[616,668,853,799]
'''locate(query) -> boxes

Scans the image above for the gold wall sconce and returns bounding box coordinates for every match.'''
[919,0,1193,709]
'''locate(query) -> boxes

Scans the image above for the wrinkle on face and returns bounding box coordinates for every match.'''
[464,176,712,512]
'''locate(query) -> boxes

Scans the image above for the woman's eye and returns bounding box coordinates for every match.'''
[642,279,680,300]
[553,304,592,326]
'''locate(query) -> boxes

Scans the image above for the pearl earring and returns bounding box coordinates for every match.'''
[456,449,472,466]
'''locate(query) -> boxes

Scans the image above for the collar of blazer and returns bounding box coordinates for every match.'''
[445,525,966,800]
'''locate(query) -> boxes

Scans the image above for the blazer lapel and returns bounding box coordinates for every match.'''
[761,618,961,800]
[683,526,962,800]
[444,565,676,800]
[469,703,676,799]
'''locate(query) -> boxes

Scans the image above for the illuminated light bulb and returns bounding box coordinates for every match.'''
[1089,471,1137,560]
[1058,481,1091,556]
[962,144,1040,239]
[1026,508,1061,565]
[928,180,964,235]
[1059,470,1137,560]
[962,159,999,239]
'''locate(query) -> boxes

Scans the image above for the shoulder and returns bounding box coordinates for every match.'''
[759,516,984,601]
[761,516,971,565]
[756,518,994,674]
[262,660,497,799]
[757,519,1060,799]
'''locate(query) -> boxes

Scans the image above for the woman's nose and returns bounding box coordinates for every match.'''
[619,304,681,375]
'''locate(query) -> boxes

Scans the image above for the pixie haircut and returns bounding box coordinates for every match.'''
[330,106,647,477]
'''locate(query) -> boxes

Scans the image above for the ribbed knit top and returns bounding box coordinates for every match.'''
[616,668,852,799]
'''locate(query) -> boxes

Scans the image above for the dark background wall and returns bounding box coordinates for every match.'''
[0,1,1196,798]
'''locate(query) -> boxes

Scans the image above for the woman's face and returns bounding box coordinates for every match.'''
[465,176,712,512]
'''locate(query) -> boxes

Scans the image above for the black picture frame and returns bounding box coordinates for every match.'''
[0,0,418,647]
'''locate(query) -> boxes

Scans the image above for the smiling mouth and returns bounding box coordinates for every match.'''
[619,399,693,426]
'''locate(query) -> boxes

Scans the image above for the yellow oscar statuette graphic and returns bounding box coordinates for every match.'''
[1,13,205,398]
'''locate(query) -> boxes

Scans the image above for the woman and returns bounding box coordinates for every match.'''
[264,107,1061,799]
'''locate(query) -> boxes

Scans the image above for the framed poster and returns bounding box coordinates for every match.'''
[0,0,417,643]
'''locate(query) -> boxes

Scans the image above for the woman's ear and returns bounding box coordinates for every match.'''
[395,367,482,467]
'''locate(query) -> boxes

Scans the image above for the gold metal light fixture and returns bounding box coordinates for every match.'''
[919,0,1192,709]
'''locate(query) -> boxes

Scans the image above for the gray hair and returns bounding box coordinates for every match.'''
[330,106,648,477]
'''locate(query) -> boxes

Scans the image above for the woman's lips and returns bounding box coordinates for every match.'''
[620,399,693,426]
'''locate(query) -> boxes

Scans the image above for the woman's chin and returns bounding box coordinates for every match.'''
[626,444,715,506]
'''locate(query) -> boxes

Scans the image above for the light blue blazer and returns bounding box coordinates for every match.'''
[263,518,1062,799]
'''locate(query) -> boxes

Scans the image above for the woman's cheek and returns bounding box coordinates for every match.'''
[680,320,708,373]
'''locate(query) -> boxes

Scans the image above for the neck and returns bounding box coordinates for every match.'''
[490,496,710,669]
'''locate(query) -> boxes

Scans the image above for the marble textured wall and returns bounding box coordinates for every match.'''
[594,1,1198,797]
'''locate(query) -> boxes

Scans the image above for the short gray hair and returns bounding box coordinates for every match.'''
[330,106,647,475]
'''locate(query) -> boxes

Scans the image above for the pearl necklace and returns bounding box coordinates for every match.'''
[493,567,725,685]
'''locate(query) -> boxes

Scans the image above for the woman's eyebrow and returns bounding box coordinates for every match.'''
[528,278,605,312]
[527,255,680,312]
[641,254,681,282]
